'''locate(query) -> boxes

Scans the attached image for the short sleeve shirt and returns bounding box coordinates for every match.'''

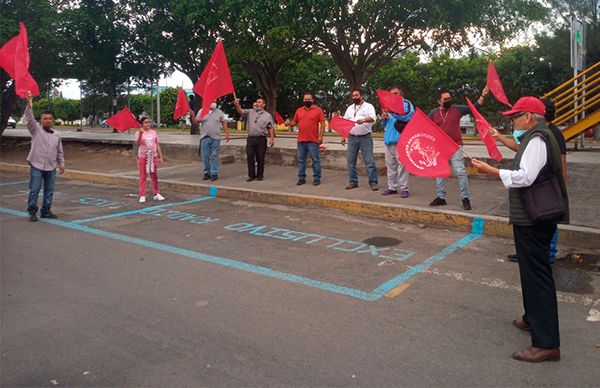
[197,108,226,140]
[293,105,325,143]
[244,109,274,137]
[343,101,377,136]
[137,129,158,156]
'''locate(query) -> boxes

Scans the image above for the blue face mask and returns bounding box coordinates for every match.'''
[513,129,526,144]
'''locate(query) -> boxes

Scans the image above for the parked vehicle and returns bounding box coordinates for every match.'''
[7,117,17,128]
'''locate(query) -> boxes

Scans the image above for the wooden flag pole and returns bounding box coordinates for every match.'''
[460,146,474,160]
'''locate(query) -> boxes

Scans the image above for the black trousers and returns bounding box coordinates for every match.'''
[246,136,267,179]
[513,223,560,348]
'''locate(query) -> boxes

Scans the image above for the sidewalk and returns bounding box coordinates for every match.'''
[2,128,599,249]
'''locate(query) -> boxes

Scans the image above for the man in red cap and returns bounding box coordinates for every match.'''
[472,96,569,362]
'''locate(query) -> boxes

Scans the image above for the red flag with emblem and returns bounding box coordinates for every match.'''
[0,22,39,98]
[466,97,502,162]
[275,111,284,125]
[487,61,511,107]
[106,107,139,133]
[397,108,460,178]
[193,41,235,119]
[173,88,191,120]
[328,116,355,138]
[376,89,405,114]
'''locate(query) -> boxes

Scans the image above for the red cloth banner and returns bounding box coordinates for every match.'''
[193,41,235,119]
[328,116,355,138]
[106,107,139,133]
[275,111,284,125]
[173,88,191,120]
[376,89,405,114]
[0,22,39,98]
[466,97,502,162]
[397,108,460,178]
[487,61,512,107]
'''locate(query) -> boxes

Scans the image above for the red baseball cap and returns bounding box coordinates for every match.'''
[502,96,546,116]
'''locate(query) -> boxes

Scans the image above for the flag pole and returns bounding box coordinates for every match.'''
[460,146,474,160]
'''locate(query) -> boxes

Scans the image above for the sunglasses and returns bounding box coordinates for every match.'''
[509,112,527,121]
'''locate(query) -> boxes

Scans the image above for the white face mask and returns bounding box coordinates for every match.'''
[210,103,217,110]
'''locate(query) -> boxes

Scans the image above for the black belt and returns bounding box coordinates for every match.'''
[350,133,371,137]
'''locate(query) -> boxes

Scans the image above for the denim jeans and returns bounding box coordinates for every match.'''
[549,228,558,264]
[200,137,221,176]
[27,165,56,214]
[347,134,378,184]
[297,141,321,180]
[435,149,470,199]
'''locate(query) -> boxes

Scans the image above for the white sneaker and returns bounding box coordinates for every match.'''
[139,196,146,203]
[153,193,165,201]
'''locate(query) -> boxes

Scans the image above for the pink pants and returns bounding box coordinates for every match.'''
[137,156,159,196]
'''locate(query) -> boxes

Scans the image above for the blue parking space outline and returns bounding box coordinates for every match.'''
[0,197,484,301]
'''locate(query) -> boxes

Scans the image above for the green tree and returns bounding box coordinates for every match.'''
[290,0,548,90]
[221,0,307,115]
[0,0,66,134]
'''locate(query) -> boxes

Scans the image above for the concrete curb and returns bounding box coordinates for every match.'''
[2,162,598,249]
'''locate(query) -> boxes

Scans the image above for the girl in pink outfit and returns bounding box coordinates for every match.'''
[136,117,165,203]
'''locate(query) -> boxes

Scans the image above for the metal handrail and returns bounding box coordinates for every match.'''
[554,92,600,125]
[542,60,600,99]
[554,73,600,111]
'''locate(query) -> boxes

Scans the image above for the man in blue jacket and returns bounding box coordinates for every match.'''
[379,87,415,197]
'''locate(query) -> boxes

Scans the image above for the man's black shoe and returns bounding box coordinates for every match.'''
[246,177,255,182]
[462,198,472,210]
[210,175,218,181]
[29,213,38,222]
[507,254,519,262]
[429,197,447,206]
[203,174,210,181]
[313,180,320,186]
[256,177,264,181]
[296,179,306,185]
[40,211,58,219]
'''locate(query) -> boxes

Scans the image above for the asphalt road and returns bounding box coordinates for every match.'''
[1,173,599,386]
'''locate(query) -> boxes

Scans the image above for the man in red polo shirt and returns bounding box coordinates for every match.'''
[286,93,326,186]
[428,86,489,210]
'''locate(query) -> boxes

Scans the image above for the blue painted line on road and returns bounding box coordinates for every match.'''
[71,195,215,224]
[0,206,377,301]
[0,180,29,187]
[370,217,485,297]
[209,186,218,197]
[0,205,484,302]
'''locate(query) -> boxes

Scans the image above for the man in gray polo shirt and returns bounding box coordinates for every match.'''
[234,97,275,181]
[190,102,230,181]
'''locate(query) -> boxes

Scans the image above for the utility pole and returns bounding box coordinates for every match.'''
[156,78,161,128]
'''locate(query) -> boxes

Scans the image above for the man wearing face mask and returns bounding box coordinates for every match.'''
[285,93,326,186]
[234,97,275,181]
[489,98,567,265]
[471,96,568,363]
[428,86,489,210]
[341,89,379,191]
[23,91,65,222]
[190,102,230,181]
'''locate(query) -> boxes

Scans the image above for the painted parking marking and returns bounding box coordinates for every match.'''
[0,206,483,301]
[0,180,29,187]
[71,186,218,224]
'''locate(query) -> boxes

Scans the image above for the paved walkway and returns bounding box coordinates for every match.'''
[2,127,600,232]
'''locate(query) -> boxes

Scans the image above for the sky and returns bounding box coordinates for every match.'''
[57,70,195,99]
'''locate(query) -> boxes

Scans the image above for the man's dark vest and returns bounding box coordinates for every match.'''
[508,122,569,225]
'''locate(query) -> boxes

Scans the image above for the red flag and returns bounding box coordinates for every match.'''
[466,98,502,162]
[0,22,39,98]
[397,108,460,178]
[376,89,405,115]
[328,116,355,138]
[106,107,139,133]
[487,61,511,107]
[173,88,191,120]
[275,112,284,125]
[193,41,235,119]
